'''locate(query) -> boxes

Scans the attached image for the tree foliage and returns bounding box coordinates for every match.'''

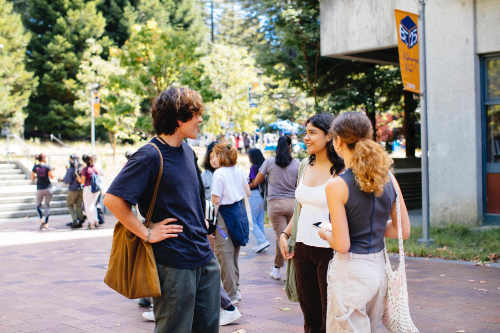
[0,0,38,133]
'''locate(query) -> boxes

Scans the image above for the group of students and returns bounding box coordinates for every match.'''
[31,153,105,230]
[102,86,411,333]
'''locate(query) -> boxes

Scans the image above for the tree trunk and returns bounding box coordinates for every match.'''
[403,90,417,157]
[366,109,377,141]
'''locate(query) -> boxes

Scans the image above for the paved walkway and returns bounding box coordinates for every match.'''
[0,214,499,333]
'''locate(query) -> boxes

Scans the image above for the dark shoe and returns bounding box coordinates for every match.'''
[85,224,96,230]
[70,222,83,229]
[66,222,73,227]
[138,298,151,307]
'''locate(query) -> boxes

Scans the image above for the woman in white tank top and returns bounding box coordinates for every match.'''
[279,113,344,333]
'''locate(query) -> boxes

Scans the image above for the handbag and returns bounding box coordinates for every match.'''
[284,158,309,302]
[103,143,163,299]
[382,173,419,333]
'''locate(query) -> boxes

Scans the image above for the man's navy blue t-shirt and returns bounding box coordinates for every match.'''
[107,138,213,269]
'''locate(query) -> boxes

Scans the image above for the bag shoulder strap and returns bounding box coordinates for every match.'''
[144,143,163,227]
[384,172,405,272]
[289,158,309,245]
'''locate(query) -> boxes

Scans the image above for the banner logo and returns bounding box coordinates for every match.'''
[395,10,420,94]
[399,16,418,49]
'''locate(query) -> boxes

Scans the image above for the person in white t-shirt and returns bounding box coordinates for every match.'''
[211,142,251,304]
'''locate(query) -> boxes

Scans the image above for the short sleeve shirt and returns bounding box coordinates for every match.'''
[81,166,98,187]
[211,166,247,205]
[32,164,52,190]
[259,157,299,201]
[106,138,213,269]
[249,164,259,181]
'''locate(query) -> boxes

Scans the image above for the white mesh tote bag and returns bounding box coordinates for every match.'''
[382,174,419,333]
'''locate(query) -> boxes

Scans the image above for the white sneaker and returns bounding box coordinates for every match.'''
[255,241,270,253]
[235,290,242,300]
[252,245,258,251]
[270,267,281,280]
[142,310,155,322]
[220,307,242,326]
[230,298,238,305]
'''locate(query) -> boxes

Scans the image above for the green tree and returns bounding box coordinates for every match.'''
[116,20,217,131]
[0,0,38,133]
[17,0,108,138]
[75,39,142,159]
[200,43,260,134]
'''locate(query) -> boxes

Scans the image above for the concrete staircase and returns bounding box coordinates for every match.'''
[0,162,69,220]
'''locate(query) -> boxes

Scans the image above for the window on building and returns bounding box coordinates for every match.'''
[484,56,500,217]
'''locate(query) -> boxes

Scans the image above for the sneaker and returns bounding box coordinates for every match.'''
[138,298,151,307]
[252,245,258,251]
[220,307,241,326]
[255,241,270,253]
[230,297,238,305]
[270,267,281,280]
[142,310,155,322]
[235,290,242,301]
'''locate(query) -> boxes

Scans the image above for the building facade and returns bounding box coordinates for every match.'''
[320,0,500,225]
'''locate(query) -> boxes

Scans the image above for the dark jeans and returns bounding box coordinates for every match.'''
[293,242,334,333]
[153,256,221,333]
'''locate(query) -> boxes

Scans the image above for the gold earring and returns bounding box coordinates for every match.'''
[336,146,342,151]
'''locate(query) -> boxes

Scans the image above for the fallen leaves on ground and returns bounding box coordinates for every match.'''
[440,274,446,277]
[488,253,498,261]
[478,289,488,292]
[280,307,292,311]
[233,330,246,333]
[480,281,487,283]
[468,280,475,282]
[240,252,247,256]
[437,246,448,252]
[274,297,283,300]
[457,330,465,333]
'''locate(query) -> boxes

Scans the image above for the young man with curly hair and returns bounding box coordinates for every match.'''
[104,87,220,333]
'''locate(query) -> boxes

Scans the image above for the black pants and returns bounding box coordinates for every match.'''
[293,242,334,333]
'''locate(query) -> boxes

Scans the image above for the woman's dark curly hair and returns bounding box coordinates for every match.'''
[306,113,344,175]
[151,87,204,135]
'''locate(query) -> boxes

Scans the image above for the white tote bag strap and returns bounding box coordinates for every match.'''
[389,173,406,268]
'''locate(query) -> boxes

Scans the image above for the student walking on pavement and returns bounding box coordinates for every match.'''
[62,155,84,228]
[279,113,344,333]
[76,154,100,229]
[211,142,251,304]
[93,155,106,225]
[254,136,299,280]
[31,153,54,230]
[319,111,411,332]
[104,87,220,333]
[247,148,269,253]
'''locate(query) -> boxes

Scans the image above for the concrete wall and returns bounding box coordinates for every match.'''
[476,0,500,54]
[320,0,417,57]
[425,0,482,225]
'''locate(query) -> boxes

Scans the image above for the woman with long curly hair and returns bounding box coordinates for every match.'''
[278,113,344,333]
[319,111,411,332]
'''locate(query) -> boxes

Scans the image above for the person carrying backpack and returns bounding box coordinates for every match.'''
[76,154,100,229]
[62,154,84,228]
[31,153,54,230]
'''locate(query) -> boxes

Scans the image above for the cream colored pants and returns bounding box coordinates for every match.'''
[326,251,387,333]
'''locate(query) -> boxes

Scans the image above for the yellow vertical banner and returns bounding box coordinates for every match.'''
[93,92,100,116]
[395,10,420,94]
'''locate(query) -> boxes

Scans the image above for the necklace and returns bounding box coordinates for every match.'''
[157,136,167,145]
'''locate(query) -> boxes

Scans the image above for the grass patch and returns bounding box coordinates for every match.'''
[386,225,500,262]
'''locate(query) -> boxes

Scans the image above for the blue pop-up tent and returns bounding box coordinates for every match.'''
[269,119,304,134]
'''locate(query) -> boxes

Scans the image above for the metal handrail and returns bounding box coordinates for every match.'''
[6,134,34,179]
[50,134,69,148]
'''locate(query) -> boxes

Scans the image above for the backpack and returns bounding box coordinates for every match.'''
[91,171,101,193]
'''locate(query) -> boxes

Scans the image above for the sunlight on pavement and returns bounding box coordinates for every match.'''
[0,228,113,247]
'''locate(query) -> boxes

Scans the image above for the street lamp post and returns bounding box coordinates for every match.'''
[417,0,433,246]
[87,83,99,154]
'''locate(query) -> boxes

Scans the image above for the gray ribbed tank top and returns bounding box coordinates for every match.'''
[338,169,396,254]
